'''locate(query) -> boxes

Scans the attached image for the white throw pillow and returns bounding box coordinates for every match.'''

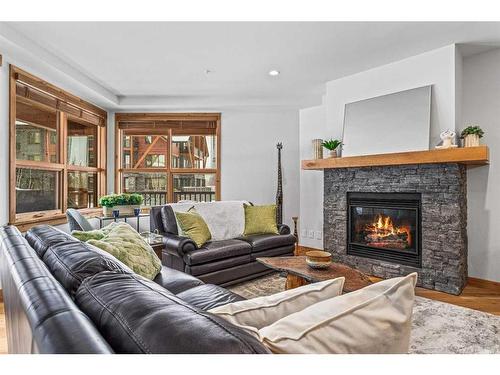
[209,277,345,331]
[257,273,417,354]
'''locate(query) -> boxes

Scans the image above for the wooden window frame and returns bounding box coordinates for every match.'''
[9,65,107,230]
[115,113,221,204]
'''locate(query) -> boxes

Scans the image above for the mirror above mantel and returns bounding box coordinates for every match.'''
[341,85,432,157]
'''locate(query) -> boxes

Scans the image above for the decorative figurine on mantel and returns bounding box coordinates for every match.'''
[436,129,458,149]
[276,142,283,225]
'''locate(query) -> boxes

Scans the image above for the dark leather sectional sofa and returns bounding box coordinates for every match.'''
[0,225,270,354]
[150,205,297,286]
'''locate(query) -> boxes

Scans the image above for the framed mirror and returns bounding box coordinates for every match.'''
[342,86,432,157]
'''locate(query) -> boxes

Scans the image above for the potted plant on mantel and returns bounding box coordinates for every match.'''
[322,139,343,158]
[99,193,144,217]
[461,125,485,148]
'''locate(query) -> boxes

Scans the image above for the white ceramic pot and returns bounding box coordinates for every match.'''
[464,134,480,147]
[328,150,338,158]
[103,205,141,217]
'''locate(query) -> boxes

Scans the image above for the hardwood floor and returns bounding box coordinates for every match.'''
[0,247,498,354]
[0,299,6,355]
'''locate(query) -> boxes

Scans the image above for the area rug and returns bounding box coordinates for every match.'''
[228,273,500,354]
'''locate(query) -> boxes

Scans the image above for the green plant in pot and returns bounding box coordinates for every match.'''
[322,139,343,158]
[99,193,144,217]
[461,125,484,148]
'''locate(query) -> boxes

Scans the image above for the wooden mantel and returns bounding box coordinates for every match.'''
[302,145,489,170]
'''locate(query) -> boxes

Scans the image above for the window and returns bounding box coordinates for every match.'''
[10,66,107,228]
[122,172,168,206]
[115,113,220,205]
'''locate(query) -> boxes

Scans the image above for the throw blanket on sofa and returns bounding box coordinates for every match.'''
[186,201,248,241]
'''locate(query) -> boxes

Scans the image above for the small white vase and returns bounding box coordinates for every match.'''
[464,134,480,147]
[327,150,338,158]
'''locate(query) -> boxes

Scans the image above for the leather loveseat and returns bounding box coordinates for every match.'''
[150,203,296,286]
[0,224,270,354]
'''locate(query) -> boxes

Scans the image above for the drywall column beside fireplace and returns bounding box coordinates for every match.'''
[324,163,467,295]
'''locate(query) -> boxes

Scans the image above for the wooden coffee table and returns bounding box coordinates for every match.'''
[257,256,372,293]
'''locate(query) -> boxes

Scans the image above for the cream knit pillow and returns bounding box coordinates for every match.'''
[209,277,345,330]
[258,273,417,354]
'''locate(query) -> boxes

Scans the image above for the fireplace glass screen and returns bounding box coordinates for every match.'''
[347,192,421,267]
[350,206,416,252]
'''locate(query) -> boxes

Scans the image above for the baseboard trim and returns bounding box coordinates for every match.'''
[467,276,500,288]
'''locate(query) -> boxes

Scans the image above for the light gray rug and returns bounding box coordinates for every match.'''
[228,273,500,354]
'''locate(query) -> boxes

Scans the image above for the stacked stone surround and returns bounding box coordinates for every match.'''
[324,163,468,295]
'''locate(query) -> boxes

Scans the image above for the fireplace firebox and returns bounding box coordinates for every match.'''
[347,192,422,268]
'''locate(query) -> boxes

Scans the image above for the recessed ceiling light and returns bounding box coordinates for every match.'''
[269,70,280,77]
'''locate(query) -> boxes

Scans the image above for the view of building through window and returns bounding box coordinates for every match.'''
[116,114,220,204]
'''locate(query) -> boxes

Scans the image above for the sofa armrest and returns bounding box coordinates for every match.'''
[163,234,197,257]
[277,224,291,235]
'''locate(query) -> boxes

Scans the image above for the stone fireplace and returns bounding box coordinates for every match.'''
[324,163,468,295]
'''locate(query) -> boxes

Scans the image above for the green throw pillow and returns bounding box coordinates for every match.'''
[86,222,161,280]
[175,211,211,248]
[71,223,117,241]
[244,204,279,236]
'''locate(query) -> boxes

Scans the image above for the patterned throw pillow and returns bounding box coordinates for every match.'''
[175,210,212,248]
[243,204,279,236]
[85,222,162,280]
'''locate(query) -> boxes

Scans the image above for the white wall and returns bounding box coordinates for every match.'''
[220,109,300,230]
[299,104,326,248]
[463,48,500,282]
[299,44,460,251]
[325,44,458,147]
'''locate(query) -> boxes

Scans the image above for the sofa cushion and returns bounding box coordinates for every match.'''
[243,204,279,236]
[186,254,252,276]
[42,240,132,298]
[258,273,417,354]
[175,210,212,247]
[25,225,79,258]
[153,265,205,294]
[183,239,251,265]
[176,284,245,310]
[209,278,345,330]
[238,233,296,253]
[161,203,196,235]
[75,271,269,354]
[251,247,294,260]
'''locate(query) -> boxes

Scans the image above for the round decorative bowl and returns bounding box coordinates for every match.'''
[305,250,332,269]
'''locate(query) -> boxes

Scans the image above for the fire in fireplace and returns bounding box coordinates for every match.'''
[347,192,422,268]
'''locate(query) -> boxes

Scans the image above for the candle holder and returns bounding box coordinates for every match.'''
[112,209,120,222]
